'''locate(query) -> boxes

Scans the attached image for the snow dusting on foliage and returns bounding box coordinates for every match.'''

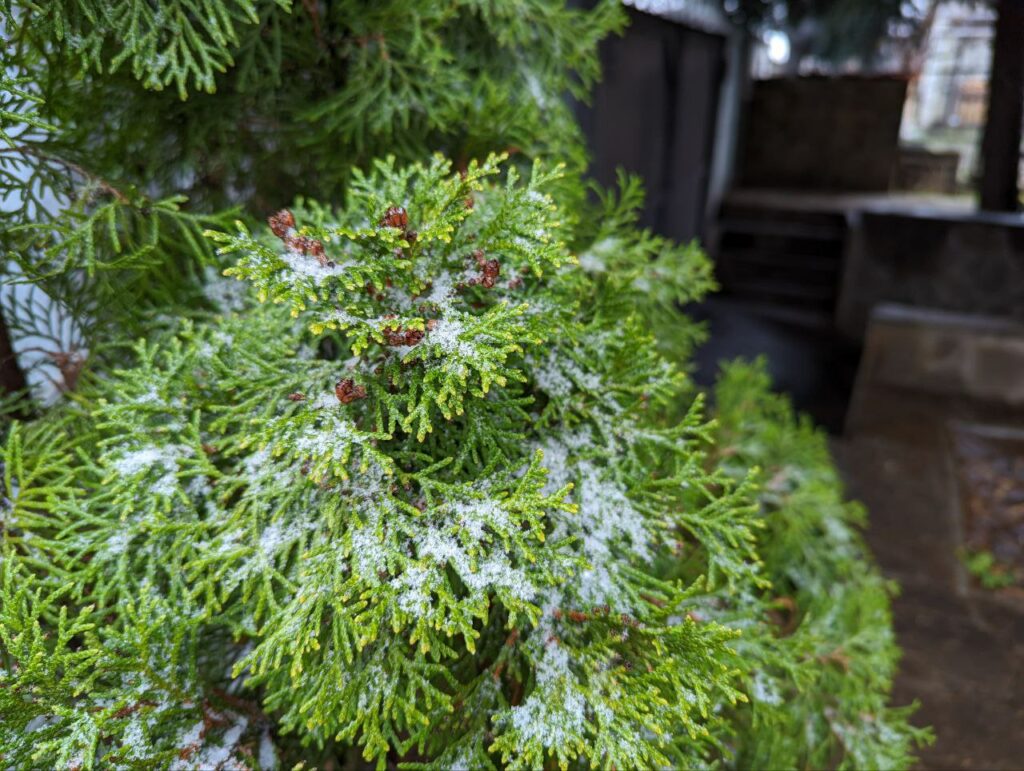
[1,153,925,771]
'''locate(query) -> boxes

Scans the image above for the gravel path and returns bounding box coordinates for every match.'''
[835,386,1024,770]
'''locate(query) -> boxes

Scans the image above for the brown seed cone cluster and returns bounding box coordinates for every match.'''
[335,378,367,404]
[380,206,417,244]
[268,209,331,267]
[268,209,295,237]
[466,248,500,289]
[378,311,434,347]
[382,325,425,347]
[551,604,641,628]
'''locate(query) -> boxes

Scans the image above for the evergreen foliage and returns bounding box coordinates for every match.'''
[710,361,932,769]
[1,1,927,768]
[2,0,623,378]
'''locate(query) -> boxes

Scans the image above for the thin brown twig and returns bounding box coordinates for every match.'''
[1,144,129,204]
[301,0,326,49]
[0,306,32,417]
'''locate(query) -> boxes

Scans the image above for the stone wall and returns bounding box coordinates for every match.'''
[851,304,1024,410]
[837,209,1024,340]
[740,76,908,191]
[894,148,961,194]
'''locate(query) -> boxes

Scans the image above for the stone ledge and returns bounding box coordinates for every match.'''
[852,303,1024,410]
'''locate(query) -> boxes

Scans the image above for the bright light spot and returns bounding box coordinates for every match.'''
[766,32,791,65]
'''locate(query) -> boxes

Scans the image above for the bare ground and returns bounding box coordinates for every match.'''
[835,387,1024,770]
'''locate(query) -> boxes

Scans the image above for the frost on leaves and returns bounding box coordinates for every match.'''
[3,155,781,770]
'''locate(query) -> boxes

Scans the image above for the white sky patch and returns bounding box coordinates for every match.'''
[259,728,278,770]
[1,265,88,405]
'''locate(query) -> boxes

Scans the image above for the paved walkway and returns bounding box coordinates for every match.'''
[835,385,1024,770]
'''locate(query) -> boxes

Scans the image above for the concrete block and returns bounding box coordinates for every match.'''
[852,304,1024,408]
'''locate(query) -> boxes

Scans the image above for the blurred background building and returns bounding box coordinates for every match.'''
[577,4,1024,766]
[900,2,999,187]
[577,0,1024,431]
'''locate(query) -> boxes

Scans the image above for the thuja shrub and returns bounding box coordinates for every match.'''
[2,0,928,767]
[709,361,932,768]
[0,155,927,768]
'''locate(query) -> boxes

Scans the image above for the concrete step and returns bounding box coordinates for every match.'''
[718,216,846,241]
[721,248,842,281]
[727,278,837,311]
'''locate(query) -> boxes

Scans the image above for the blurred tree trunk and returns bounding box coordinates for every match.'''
[0,307,30,412]
[979,0,1024,212]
